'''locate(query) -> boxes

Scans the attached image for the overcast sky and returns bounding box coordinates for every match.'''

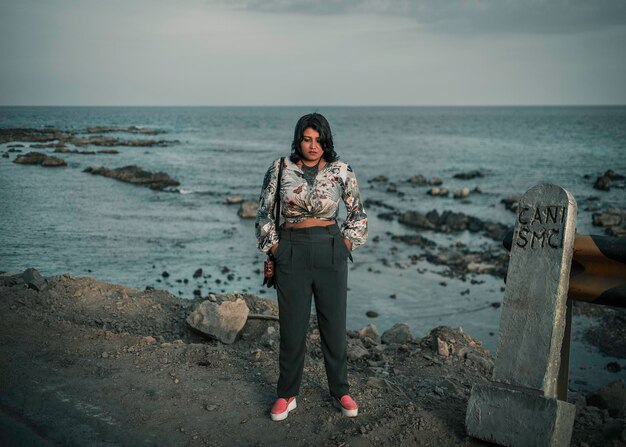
[1,0,625,106]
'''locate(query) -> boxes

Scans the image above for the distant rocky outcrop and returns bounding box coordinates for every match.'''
[238,201,258,219]
[593,169,625,192]
[83,165,180,190]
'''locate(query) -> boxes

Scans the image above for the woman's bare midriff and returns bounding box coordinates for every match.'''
[283,218,336,229]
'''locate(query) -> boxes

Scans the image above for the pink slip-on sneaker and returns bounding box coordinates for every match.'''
[270,396,297,421]
[332,395,358,417]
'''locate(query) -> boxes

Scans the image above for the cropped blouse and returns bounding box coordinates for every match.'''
[255,158,368,254]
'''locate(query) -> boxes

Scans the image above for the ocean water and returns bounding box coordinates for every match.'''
[1,106,625,391]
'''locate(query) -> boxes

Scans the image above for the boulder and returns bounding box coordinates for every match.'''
[186,299,249,344]
[453,188,470,199]
[399,211,436,230]
[358,323,381,344]
[381,323,413,344]
[501,195,522,212]
[429,177,443,186]
[406,175,428,185]
[594,175,612,191]
[347,339,369,361]
[225,196,243,204]
[238,201,258,219]
[41,156,66,167]
[427,187,449,196]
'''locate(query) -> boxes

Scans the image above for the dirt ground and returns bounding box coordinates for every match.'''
[0,273,624,447]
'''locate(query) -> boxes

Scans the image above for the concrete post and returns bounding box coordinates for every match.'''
[466,184,578,447]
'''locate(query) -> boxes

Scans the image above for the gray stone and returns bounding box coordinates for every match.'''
[453,187,470,199]
[22,268,47,291]
[466,382,576,447]
[347,339,369,361]
[237,201,257,219]
[493,184,577,396]
[186,299,249,344]
[381,323,413,344]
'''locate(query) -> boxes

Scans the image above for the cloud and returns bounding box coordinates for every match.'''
[220,0,626,34]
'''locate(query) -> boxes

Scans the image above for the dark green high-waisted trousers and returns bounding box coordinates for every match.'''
[274,223,353,399]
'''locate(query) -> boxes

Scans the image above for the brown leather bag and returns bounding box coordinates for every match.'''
[262,157,284,289]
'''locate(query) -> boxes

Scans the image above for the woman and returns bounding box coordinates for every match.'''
[255,113,368,422]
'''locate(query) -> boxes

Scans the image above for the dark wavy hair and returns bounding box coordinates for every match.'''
[290,113,339,163]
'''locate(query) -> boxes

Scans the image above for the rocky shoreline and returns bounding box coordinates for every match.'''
[0,269,624,446]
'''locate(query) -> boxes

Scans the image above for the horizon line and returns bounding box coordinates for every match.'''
[1,104,625,108]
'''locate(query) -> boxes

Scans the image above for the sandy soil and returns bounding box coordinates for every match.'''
[0,273,624,447]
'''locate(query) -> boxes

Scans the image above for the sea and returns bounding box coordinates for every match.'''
[1,106,625,392]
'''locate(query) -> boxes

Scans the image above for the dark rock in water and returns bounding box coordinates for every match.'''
[594,175,612,191]
[13,151,66,167]
[13,151,48,164]
[0,128,73,144]
[453,170,484,180]
[390,234,436,248]
[238,201,257,219]
[377,212,396,221]
[366,310,379,318]
[193,268,203,279]
[406,174,428,185]
[604,169,625,180]
[398,211,436,230]
[501,195,522,212]
[429,177,443,186]
[368,175,388,183]
[83,165,180,190]
[386,183,397,193]
[1,152,9,158]
[606,362,622,373]
[162,271,170,278]
[41,156,66,167]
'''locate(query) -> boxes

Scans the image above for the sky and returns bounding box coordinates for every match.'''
[1,0,625,106]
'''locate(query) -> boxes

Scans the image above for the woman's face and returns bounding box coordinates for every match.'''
[299,127,323,164]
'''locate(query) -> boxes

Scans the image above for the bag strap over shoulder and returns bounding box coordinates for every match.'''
[274,157,284,229]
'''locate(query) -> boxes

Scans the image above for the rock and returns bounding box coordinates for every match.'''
[22,268,47,291]
[41,156,66,167]
[225,196,243,204]
[454,170,484,180]
[366,310,379,318]
[603,169,625,180]
[390,234,436,248]
[453,188,470,199]
[381,323,413,344]
[592,208,626,237]
[586,380,626,418]
[87,126,161,135]
[501,195,522,212]
[238,201,257,219]
[606,362,622,373]
[347,339,369,361]
[398,211,436,230]
[429,177,443,186]
[369,175,388,183]
[13,151,49,164]
[358,324,381,344]
[427,187,449,196]
[407,175,428,185]
[142,336,157,345]
[594,175,612,191]
[467,262,497,273]
[83,165,180,190]
[436,337,451,357]
[193,268,203,279]
[186,298,249,344]
[386,183,397,193]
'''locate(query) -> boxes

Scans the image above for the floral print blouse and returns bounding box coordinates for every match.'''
[255,158,368,254]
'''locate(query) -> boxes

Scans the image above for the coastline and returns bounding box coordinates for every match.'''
[1,270,623,446]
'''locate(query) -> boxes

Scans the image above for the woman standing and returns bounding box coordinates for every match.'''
[255,113,368,422]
